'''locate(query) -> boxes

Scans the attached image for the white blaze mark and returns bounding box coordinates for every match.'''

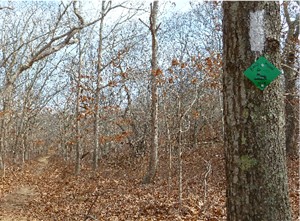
[249,10,265,53]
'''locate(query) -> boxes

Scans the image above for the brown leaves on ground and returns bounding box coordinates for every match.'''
[0,145,299,220]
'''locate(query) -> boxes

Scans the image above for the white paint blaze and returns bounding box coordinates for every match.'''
[249,10,265,53]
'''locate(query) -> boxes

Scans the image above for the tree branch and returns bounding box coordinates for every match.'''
[0,6,13,10]
[282,63,300,76]
[73,0,84,25]
[139,18,150,29]
[283,2,291,26]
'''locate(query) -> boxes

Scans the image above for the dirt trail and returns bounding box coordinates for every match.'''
[0,155,51,221]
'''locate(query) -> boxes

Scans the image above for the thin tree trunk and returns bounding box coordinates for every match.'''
[93,1,107,171]
[21,133,27,165]
[75,34,82,175]
[0,119,5,173]
[74,0,84,175]
[75,82,82,174]
[177,96,182,212]
[3,80,14,164]
[223,2,291,220]
[163,102,172,194]
[143,0,160,184]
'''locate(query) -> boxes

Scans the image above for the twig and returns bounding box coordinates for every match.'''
[84,192,99,221]
[282,63,300,75]
[84,215,99,221]
[203,160,212,204]
[139,18,150,29]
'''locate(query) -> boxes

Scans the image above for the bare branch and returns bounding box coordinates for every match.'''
[73,0,84,25]
[282,63,300,76]
[9,5,105,84]
[293,13,300,37]
[283,1,291,26]
[0,6,13,10]
[156,22,161,32]
[139,18,150,29]
[203,160,212,204]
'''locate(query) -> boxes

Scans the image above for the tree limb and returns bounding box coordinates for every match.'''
[139,18,150,29]
[0,6,13,10]
[73,0,84,25]
[283,2,291,26]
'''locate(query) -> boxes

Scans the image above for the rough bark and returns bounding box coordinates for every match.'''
[222,2,291,220]
[283,2,299,156]
[143,1,159,184]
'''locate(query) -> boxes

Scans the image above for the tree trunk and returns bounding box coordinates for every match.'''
[143,0,159,184]
[177,96,183,211]
[0,118,5,172]
[93,1,106,171]
[75,79,82,174]
[162,100,172,193]
[74,0,84,175]
[75,36,82,175]
[1,79,14,168]
[222,2,291,221]
[283,2,299,157]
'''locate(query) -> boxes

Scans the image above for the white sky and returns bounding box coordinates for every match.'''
[2,0,194,12]
[79,0,192,13]
[76,0,195,23]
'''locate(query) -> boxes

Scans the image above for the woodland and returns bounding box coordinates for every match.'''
[0,0,299,220]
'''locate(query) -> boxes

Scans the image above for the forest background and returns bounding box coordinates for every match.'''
[0,0,298,220]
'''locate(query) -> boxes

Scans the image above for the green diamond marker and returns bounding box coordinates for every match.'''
[243,56,281,90]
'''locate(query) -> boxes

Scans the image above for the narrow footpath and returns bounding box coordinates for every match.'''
[0,155,51,221]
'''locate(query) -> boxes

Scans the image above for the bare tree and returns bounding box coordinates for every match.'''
[0,1,104,169]
[141,0,160,184]
[92,0,107,171]
[74,0,84,175]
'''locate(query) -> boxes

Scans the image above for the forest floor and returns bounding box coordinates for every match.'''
[0,144,299,221]
[0,154,51,220]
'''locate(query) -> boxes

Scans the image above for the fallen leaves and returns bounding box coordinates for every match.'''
[0,145,298,220]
